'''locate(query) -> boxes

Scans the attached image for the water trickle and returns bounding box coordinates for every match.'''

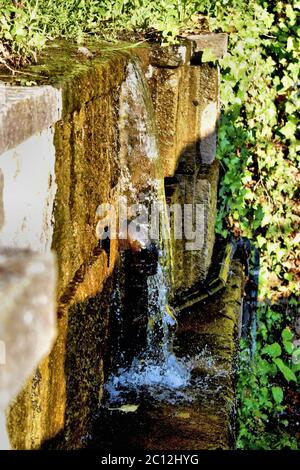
[102,57,196,408]
[105,246,233,406]
[106,259,191,405]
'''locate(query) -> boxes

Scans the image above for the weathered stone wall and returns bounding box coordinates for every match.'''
[144,43,221,292]
[164,162,219,294]
[4,51,130,449]
[147,52,220,176]
[0,37,224,449]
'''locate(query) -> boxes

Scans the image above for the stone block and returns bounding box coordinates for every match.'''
[0,85,62,155]
[147,66,182,177]
[198,65,220,164]
[0,129,57,252]
[149,43,192,68]
[0,248,57,448]
[170,161,219,292]
[147,59,219,176]
[187,32,228,59]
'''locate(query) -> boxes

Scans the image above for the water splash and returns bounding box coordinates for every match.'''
[106,257,188,391]
[105,344,230,406]
[104,262,229,407]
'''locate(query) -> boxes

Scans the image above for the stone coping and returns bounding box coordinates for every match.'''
[0,33,227,156]
[186,32,228,59]
[0,85,62,155]
[0,248,57,411]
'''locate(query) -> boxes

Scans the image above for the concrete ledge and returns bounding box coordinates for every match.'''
[0,85,62,155]
[0,248,56,449]
[187,32,228,59]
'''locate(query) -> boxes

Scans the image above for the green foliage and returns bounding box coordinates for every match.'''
[237,310,299,449]
[237,348,297,449]
[200,0,299,450]
[0,0,200,66]
[212,0,299,301]
[272,386,283,405]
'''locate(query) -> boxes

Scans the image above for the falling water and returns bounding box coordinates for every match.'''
[104,59,190,406]
[105,259,191,405]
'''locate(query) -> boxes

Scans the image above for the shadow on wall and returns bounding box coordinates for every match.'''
[37,237,116,449]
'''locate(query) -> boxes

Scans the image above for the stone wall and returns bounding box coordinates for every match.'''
[3,50,131,449]
[0,36,224,449]
[144,42,221,293]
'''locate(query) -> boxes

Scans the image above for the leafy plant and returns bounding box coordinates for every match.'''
[0,0,201,68]
[197,0,299,449]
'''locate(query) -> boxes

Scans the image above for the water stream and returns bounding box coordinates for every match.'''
[89,57,235,450]
[101,58,193,408]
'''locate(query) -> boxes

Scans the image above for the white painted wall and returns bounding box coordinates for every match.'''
[0,128,57,252]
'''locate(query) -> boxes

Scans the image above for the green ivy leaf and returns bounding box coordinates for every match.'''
[272,386,284,404]
[280,75,294,91]
[262,342,282,358]
[274,358,297,382]
[201,48,218,63]
[280,121,297,140]
[286,36,294,52]
[292,361,300,373]
[282,327,294,354]
[282,328,293,342]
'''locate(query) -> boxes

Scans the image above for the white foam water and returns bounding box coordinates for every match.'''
[105,347,229,405]
[105,261,193,404]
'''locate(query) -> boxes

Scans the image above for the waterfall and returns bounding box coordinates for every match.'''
[104,59,189,405]
[105,260,190,405]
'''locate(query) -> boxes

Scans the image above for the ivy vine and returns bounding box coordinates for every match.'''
[205,0,299,449]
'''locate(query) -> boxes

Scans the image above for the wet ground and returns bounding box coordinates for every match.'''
[89,393,234,450]
[88,261,243,450]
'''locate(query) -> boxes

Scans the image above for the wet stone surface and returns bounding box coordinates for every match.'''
[88,261,243,450]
